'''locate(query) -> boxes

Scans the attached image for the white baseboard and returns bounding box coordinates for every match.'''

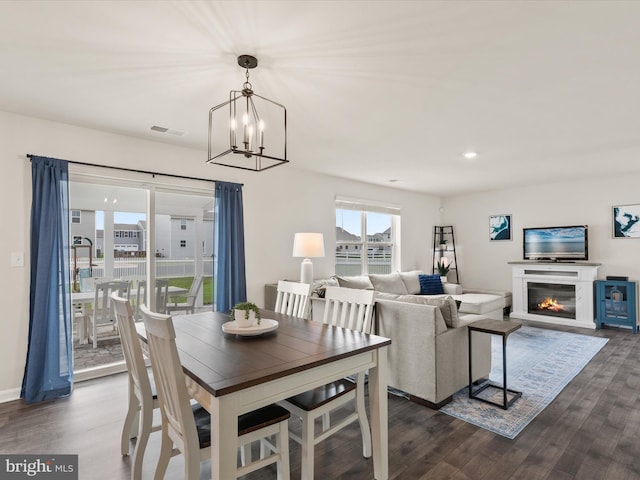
[0,387,21,404]
[0,363,127,404]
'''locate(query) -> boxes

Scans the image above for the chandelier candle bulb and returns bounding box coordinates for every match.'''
[259,120,265,148]
[230,118,237,147]
[243,113,249,145]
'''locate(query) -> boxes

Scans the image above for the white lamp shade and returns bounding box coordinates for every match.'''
[292,233,325,258]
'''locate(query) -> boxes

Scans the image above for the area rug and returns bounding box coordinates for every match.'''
[439,325,608,439]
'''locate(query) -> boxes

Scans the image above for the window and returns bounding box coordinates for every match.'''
[181,219,187,231]
[180,240,187,248]
[335,198,400,275]
[71,210,81,224]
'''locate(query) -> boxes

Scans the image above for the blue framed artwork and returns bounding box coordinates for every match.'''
[490,214,512,241]
[613,204,640,238]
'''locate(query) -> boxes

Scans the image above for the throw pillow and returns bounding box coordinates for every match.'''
[420,295,460,328]
[335,275,374,290]
[312,277,339,297]
[418,274,444,295]
[368,272,408,294]
[399,270,424,295]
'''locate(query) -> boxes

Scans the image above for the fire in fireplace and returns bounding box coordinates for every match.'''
[537,297,566,312]
[527,282,576,319]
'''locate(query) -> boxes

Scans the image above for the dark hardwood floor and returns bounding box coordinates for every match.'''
[2,320,640,479]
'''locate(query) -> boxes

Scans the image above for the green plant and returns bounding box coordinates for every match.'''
[231,301,261,324]
[436,259,450,276]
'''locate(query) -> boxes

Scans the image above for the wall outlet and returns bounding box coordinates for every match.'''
[11,251,24,268]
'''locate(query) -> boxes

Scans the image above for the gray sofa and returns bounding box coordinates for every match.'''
[333,271,499,408]
[264,271,502,408]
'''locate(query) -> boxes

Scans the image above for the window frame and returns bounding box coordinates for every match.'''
[335,198,400,275]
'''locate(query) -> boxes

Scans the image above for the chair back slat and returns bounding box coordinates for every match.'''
[275,280,312,320]
[94,281,129,326]
[140,305,200,454]
[136,279,170,317]
[111,294,152,402]
[322,286,375,334]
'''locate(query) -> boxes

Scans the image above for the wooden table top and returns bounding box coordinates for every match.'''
[467,318,522,336]
[136,309,391,397]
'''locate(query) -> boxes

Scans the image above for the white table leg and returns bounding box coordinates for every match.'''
[368,346,389,480]
[210,394,238,480]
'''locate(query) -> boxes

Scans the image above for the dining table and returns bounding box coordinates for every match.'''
[135,309,391,480]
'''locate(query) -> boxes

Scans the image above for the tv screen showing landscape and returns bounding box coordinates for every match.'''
[523,226,588,260]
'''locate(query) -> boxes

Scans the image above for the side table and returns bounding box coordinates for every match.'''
[468,318,522,410]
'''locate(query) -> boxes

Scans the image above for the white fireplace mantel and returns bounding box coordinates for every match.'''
[509,261,601,329]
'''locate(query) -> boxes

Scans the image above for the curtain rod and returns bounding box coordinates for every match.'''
[26,154,243,186]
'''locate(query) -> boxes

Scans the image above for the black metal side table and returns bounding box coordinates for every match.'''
[468,318,522,410]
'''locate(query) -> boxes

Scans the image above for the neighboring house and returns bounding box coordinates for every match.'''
[75,212,213,260]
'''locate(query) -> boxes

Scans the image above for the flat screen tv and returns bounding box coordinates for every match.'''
[523,225,588,261]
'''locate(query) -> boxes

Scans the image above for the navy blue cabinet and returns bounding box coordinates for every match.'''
[595,280,638,333]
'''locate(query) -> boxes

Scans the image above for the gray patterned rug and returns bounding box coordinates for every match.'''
[440,325,608,439]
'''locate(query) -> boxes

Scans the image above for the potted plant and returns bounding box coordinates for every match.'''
[231,301,261,327]
[436,259,450,283]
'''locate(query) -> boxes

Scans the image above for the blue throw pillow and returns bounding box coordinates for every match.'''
[418,274,444,295]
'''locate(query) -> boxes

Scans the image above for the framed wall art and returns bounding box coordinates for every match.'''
[613,204,640,238]
[490,214,512,241]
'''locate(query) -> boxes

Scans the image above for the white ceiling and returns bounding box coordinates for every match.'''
[2,1,640,196]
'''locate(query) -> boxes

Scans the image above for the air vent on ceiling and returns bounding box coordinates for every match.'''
[150,125,185,137]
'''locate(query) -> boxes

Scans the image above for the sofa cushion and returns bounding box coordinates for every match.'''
[399,270,424,295]
[374,292,459,329]
[335,275,374,290]
[418,296,460,328]
[418,274,444,295]
[451,293,504,315]
[369,272,408,294]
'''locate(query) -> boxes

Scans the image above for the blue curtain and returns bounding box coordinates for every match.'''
[214,181,247,312]
[22,156,73,404]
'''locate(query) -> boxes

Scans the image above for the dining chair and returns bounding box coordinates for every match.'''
[278,286,375,480]
[139,305,292,480]
[274,280,312,319]
[166,274,203,315]
[90,280,130,348]
[111,293,161,480]
[135,278,170,318]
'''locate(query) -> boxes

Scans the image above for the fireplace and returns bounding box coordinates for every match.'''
[527,282,576,319]
[510,262,600,329]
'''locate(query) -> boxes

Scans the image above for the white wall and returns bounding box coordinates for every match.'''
[0,110,440,399]
[442,176,640,293]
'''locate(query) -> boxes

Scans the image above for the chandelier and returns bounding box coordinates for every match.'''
[207,55,288,171]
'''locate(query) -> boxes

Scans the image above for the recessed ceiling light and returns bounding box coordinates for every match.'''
[388,179,399,183]
[463,151,478,159]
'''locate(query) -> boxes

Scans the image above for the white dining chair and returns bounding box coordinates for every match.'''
[274,280,312,319]
[166,275,203,315]
[135,278,170,318]
[278,286,375,480]
[111,293,161,480]
[90,280,129,348]
[139,305,292,480]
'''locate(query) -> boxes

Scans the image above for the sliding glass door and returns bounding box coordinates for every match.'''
[69,171,213,380]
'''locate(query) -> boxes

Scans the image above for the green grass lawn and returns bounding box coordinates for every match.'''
[168,276,214,305]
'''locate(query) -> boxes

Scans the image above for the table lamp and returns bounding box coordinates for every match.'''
[292,233,325,285]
